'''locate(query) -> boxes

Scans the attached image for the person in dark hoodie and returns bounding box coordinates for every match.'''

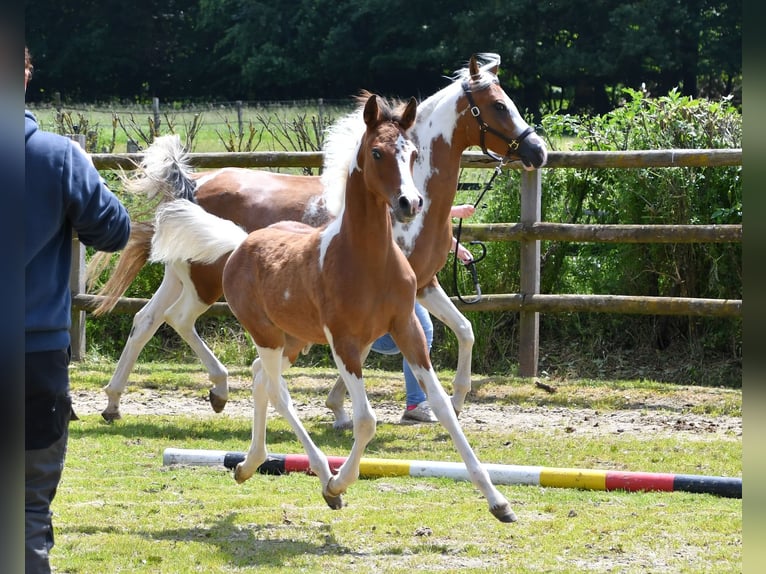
[25,46,131,574]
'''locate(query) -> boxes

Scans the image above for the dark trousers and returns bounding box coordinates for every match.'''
[25,350,73,574]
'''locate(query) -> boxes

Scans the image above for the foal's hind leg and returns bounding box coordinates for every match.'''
[102,267,183,421]
[163,261,229,412]
[418,283,475,414]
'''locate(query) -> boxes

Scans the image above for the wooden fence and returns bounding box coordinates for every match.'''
[71,148,743,377]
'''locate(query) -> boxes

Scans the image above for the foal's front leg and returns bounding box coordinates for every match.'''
[323,333,376,505]
[248,347,340,506]
[232,357,269,483]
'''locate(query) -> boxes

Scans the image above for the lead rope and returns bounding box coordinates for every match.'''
[452,157,507,304]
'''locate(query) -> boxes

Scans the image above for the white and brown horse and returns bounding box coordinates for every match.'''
[149,94,516,522]
[91,53,548,422]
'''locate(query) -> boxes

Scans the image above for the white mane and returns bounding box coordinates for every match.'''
[320,106,366,217]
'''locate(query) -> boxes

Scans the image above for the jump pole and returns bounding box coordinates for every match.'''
[162,448,741,498]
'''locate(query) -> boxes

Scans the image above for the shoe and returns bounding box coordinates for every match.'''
[400,401,438,423]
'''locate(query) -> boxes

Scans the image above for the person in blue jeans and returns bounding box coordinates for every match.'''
[380,204,477,423]
[25,46,131,574]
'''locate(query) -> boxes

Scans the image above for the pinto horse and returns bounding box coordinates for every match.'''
[91,53,548,423]
[149,94,516,523]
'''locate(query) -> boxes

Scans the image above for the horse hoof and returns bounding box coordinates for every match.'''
[209,391,227,413]
[491,504,517,523]
[322,490,344,510]
[101,409,122,422]
[332,419,353,431]
[233,465,249,484]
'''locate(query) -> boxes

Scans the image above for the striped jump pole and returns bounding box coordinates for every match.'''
[162,448,741,498]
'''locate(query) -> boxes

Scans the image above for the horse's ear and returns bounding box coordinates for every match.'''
[469,55,481,80]
[399,97,417,131]
[363,94,380,127]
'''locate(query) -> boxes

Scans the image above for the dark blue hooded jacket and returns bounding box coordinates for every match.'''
[25,110,130,355]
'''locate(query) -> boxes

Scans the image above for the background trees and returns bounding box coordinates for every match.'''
[25,0,741,116]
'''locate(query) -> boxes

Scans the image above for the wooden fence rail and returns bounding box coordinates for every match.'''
[72,148,743,377]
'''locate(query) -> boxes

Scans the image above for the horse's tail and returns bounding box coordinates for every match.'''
[150,200,248,266]
[85,135,196,312]
[123,134,197,203]
[86,221,155,316]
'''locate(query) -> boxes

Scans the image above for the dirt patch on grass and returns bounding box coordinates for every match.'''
[70,370,741,442]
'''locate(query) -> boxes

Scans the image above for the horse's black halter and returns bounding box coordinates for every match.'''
[461,80,536,163]
[451,80,535,304]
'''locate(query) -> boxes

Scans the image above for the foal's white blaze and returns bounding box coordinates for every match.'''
[396,134,421,209]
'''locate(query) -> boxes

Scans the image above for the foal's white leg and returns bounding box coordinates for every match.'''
[325,376,352,430]
[241,347,340,506]
[325,347,370,431]
[162,261,229,412]
[418,283,475,414]
[102,266,183,421]
[232,357,270,483]
[410,363,515,523]
[323,335,376,505]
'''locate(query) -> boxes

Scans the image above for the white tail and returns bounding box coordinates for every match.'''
[124,134,196,201]
[150,200,248,265]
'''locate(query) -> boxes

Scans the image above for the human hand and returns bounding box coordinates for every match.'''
[455,241,474,264]
[450,204,476,219]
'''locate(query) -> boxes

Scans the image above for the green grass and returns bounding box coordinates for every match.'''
[52,361,742,573]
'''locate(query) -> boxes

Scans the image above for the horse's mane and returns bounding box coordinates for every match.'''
[320,92,399,217]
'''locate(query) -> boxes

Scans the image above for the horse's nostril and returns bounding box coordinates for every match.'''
[418,196,424,209]
[399,195,411,212]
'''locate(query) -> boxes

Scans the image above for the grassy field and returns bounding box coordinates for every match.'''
[27,101,356,154]
[51,360,742,573]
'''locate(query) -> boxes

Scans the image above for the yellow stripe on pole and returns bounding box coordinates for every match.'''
[359,457,411,477]
[540,467,607,490]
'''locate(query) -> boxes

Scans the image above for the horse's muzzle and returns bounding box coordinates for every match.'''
[518,132,548,170]
[393,192,423,222]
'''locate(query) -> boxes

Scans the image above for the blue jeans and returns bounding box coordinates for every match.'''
[370,302,433,407]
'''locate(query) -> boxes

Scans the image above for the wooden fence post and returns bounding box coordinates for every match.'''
[519,169,542,377]
[66,134,88,360]
[236,100,244,138]
[69,234,86,361]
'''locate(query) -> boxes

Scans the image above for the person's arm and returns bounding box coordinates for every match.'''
[64,141,131,252]
[450,204,476,263]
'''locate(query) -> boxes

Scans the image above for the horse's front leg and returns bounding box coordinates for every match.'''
[254,347,339,506]
[325,346,370,431]
[418,279,474,414]
[323,333,376,506]
[233,357,269,483]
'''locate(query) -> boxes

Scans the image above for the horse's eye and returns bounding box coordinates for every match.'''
[372,148,382,160]
[494,101,507,112]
